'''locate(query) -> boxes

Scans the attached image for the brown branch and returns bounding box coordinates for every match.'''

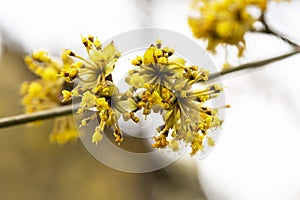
[259,13,299,47]
[0,48,300,129]
[209,46,300,79]
[0,104,76,129]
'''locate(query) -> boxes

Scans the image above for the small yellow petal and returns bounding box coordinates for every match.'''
[28,82,42,97]
[62,90,72,102]
[42,67,58,81]
[207,137,215,147]
[92,128,103,145]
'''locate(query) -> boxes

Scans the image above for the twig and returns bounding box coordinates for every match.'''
[209,46,300,79]
[0,104,76,129]
[259,13,299,47]
[0,48,299,129]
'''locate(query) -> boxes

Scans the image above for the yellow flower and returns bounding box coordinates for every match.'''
[126,73,145,88]
[113,127,123,146]
[22,36,228,155]
[92,133,103,145]
[21,79,61,113]
[96,97,109,110]
[81,91,96,108]
[59,35,121,93]
[27,82,43,97]
[152,133,169,148]
[149,91,162,105]
[126,40,184,90]
[126,40,226,155]
[92,126,103,145]
[188,0,262,56]
[21,50,79,144]
[58,35,138,146]
[42,67,58,81]
[190,133,204,156]
[207,137,215,147]
[49,117,79,145]
[75,80,136,146]
[62,90,72,102]
[25,50,60,77]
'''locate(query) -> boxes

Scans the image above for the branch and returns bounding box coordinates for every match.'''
[0,48,300,129]
[209,46,300,79]
[0,104,76,129]
[259,13,299,47]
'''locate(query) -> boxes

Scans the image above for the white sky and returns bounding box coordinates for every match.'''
[1,0,300,199]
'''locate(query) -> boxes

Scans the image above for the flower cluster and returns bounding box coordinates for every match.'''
[60,36,120,93]
[126,41,225,155]
[188,0,287,56]
[21,51,78,144]
[60,36,137,145]
[21,35,227,156]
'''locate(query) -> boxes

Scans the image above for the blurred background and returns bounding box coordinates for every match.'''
[0,0,300,199]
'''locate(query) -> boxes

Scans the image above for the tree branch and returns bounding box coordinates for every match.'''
[259,13,299,47]
[0,104,76,129]
[0,48,300,129]
[209,46,300,79]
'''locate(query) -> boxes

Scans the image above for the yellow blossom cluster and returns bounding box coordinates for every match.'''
[60,36,137,146]
[126,40,225,155]
[188,0,277,56]
[21,35,227,155]
[60,35,120,93]
[21,51,78,144]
